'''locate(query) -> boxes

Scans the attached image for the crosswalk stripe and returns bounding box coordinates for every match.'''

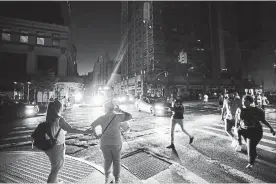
[203,126,276,145]
[195,129,276,154]
[13,127,27,130]
[172,139,266,183]
[219,163,266,183]
[3,135,30,141]
[212,124,275,138]
[8,130,33,135]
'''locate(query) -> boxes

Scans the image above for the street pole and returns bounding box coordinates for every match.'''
[27,82,31,103]
[13,82,17,99]
[22,83,25,100]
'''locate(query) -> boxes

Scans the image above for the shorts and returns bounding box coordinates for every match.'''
[225,119,235,131]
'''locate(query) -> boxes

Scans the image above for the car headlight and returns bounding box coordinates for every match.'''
[26,105,34,109]
[92,96,104,104]
[25,108,34,115]
[155,105,164,110]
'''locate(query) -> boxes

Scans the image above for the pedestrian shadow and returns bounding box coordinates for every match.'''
[171,147,181,163]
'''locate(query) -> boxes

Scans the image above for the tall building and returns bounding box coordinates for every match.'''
[119,2,213,97]
[91,53,114,94]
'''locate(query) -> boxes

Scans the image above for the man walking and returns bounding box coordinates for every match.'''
[222,92,242,147]
[167,99,194,149]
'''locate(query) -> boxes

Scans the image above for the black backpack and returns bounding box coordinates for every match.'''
[31,122,61,151]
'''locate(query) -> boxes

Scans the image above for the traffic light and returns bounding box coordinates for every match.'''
[137,81,141,88]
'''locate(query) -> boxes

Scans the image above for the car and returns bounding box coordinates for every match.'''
[87,94,108,107]
[0,94,39,119]
[113,94,135,104]
[135,96,172,116]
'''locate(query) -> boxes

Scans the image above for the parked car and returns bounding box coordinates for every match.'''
[135,96,172,116]
[0,94,39,119]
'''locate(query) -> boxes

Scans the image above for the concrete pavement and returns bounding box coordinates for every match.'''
[0,151,105,183]
[0,150,209,184]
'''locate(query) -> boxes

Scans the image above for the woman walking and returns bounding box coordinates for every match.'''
[91,101,132,184]
[237,95,275,168]
[45,101,90,183]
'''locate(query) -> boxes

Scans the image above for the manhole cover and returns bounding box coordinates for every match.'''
[121,150,171,180]
[0,153,96,183]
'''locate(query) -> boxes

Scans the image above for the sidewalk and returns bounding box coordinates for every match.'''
[0,150,208,184]
[0,151,105,183]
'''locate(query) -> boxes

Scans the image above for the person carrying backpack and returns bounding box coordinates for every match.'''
[237,95,275,169]
[32,101,90,183]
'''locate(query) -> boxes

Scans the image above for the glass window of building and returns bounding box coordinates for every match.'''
[52,39,60,46]
[36,32,45,45]
[20,30,28,43]
[1,28,10,41]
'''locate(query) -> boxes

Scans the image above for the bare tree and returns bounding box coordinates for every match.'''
[31,70,58,103]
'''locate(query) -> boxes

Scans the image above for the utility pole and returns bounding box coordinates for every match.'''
[142,2,150,96]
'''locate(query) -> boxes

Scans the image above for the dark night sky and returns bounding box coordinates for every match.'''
[70,2,121,75]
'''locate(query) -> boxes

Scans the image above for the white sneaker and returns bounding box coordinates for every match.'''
[105,175,114,184]
[58,179,64,184]
[235,145,242,152]
[246,164,253,169]
[231,140,237,147]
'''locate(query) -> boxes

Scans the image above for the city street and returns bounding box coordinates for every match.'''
[0,101,276,183]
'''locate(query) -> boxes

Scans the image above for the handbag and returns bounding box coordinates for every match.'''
[94,114,116,139]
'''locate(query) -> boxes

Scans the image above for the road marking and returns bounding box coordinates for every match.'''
[203,126,276,145]
[173,165,209,184]
[195,129,276,154]
[8,130,33,135]
[12,127,27,130]
[219,163,266,183]
[212,124,276,138]
[3,135,30,141]
[173,139,266,183]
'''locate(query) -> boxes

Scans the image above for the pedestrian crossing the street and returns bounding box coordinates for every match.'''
[194,119,276,154]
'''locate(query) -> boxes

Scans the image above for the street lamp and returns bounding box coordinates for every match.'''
[13,82,17,99]
[27,82,31,103]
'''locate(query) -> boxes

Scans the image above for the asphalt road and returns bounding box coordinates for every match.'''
[0,101,276,183]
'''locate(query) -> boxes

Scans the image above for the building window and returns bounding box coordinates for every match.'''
[20,30,28,43]
[52,39,60,46]
[36,32,45,45]
[1,28,10,41]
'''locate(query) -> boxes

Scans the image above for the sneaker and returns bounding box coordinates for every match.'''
[189,137,194,144]
[235,145,242,152]
[105,175,114,184]
[115,179,121,183]
[166,144,175,149]
[231,140,237,147]
[246,164,253,169]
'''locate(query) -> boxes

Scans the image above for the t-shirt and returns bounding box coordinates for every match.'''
[91,111,130,146]
[171,104,184,119]
[262,96,269,105]
[45,117,67,145]
[223,98,241,120]
[240,107,264,129]
[204,95,208,101]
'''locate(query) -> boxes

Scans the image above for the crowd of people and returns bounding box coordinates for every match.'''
[38,90,275,183]
[219,92,275,168]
